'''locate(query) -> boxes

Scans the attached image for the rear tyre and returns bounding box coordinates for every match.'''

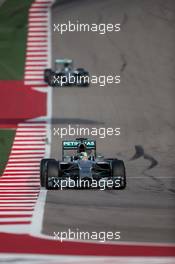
[40,158,55,187]
[80,73,90,87]
[44,69,52,83]
[48,72,56,86]
[75,69,90,87]
[46,160,60,189]
[76,68,85,72]
[112,159,126,189]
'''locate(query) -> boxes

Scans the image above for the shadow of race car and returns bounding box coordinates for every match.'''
[40,138,126,190]
[44,59,90,87]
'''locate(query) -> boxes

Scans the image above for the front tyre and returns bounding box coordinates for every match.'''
[75,70,90,87]
[44,69,52,83]
[40,158,55,187]
[112,159,126,189]
[46,160,60,190]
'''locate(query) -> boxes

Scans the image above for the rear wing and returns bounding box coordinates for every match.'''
[55,59,73,64]
[62,138,96,158]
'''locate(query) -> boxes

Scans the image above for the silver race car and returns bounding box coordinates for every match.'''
[44,59,89,87]
[40,138,126,190]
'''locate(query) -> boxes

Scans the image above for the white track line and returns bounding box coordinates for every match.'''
[0,203,36,206]
[29,22,48,26]
[1,255,175,264]
[12,145,45,149]
[5,167,40,170]
[25,72,45,76]
[0,191,39,193]
[9,159,41,162]
[30,7,49,11]
[0,225,31,233]
[9,154,44,158]
[29,18,48,22]
[28,32,47,36]
[25,81,45,85]
[0,194,38,197]
[17,128,46,131]
[0,197,37,200]
[14,139,45,141]
[0,203,34,207]
[18,124,46,127]
[25,62,47,66]
[7,162,40,165]
[13,145,44,148]
[15,132,46,135]
[3,170,39,173]
[25,66,46,70]
[11,151,44,154]
[32,4,50,6]
[30,190,47,235]
[26,57,47,60]
[0,213,33,216]
[4,170,39,173]
[24,75,43,79]
[25,72,44,75]
[0,218,32,222]
[9,158,41,160]
[13,141,44,145]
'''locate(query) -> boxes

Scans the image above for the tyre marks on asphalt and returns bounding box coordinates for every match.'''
[130,145,144,160]
[120,54,127,73]
[130,145,158,170]
[129,145,167,193]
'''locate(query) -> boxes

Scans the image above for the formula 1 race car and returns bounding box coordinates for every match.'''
[44,59,90,87]
[40,138,126,190]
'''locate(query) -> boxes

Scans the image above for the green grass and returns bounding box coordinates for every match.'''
[0,129,15,175]
[0,0,33,79]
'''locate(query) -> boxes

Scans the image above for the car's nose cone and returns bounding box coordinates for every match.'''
[78,160,93,178]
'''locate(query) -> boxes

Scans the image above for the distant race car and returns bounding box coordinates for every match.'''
[40,138,126,190]
[44,59,90,87]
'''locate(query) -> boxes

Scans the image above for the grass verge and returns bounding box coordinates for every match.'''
[0,129,15,175]
[0,0,33,79]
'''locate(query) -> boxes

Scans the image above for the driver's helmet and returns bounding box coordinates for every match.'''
[79,152,88,160]
[64,62,69,68]
[64,62,70,71]
[78,143,86,153]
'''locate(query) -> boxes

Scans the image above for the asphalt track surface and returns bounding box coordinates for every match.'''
[43,0,175,243]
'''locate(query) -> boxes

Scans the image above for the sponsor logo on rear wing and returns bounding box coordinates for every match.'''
[62,140,96,149]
